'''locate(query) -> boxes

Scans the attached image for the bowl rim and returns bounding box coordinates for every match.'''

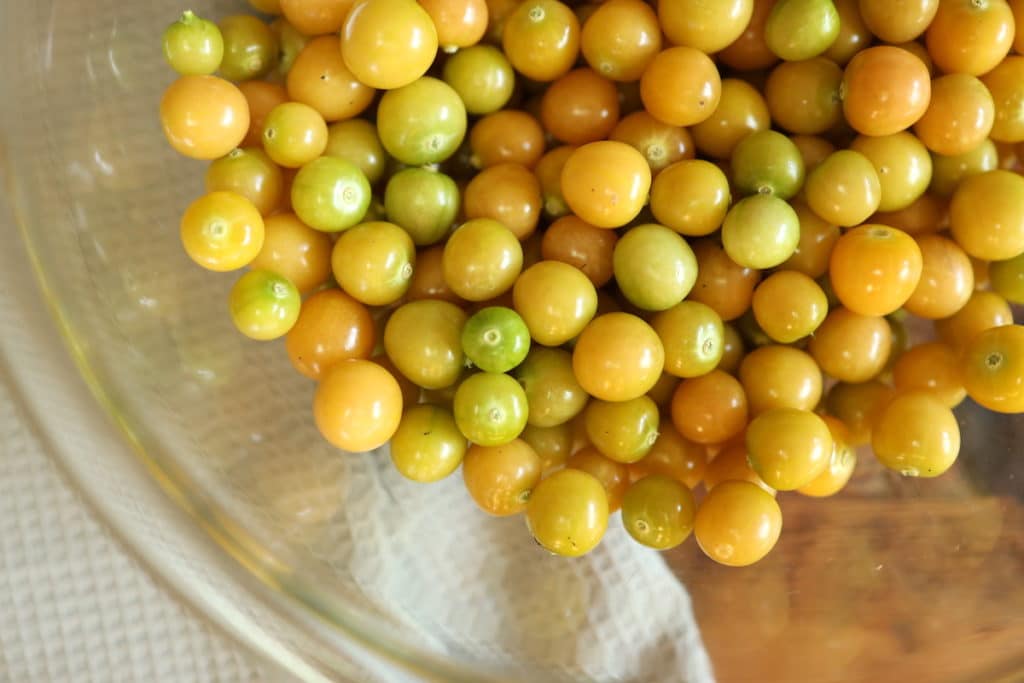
[0,154,514,683]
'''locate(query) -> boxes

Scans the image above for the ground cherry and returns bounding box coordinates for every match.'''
[904,234,974,319]
[630,423,707,489]
[280,0,353,34]
[892,341,967,408]
[824,379,894,446]
[573,313,665,401]
[990,252,1024,303]
[935,289,1015,351]
[649,160,731,237]
[925,0,1015,76]
[746,408,832,491]
[739,345,823,415]
[341,0,438,89]
[797,416,856,497]
[454,372,529,445]
[180,191,265,271]
[581,0,662,81]
[962,325,1024,413]
[859,0,937,42]
[286,36,374,123]
[841,46,931,137]
[914,74,996,156]
[829,225,923,316]
[561,141,652,228]
[949,170,1024,261]
[872,391,960,477]
[161,75,250,160]
[688,238,762,322]
[849,133,932,213]
[809,307,892,382]
[765,0,840,62]
[703,443,775,494]
[540,215,617,287]
[651,301,725,379]
[384,299,467,389]
[444,218,523,302]
[691,79,771,160]
[752,271,828,343]
[540,68,620,145]
[419,0,489,50]
[390,404,467,483]
[671,370,748,445]
[163,11,224,76]
[313,359,403,452]
[515,347,589,427]
[526,469,609,556]
[583,396,660,463]
[640,47,722,128]
[717,0,778,71]
[982,57,1024,143]
[621,475,696,550]
[566,447,630,512]
[502,0,581,82]
[695,480,782,567]
[463,438,542,515]
[805,150,881,227]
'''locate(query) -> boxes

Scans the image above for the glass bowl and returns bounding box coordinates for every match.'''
[1,2,1023,681]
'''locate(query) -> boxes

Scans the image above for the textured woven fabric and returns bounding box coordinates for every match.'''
[0,373,277,683]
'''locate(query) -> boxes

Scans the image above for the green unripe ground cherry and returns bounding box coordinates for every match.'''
[722,194,801,269]
[291,156,372,233]
[390,404,467,482]
[228,269,301,340]
[622,475,696,550]
[462,307,532,373]
[163,11,224,76]
[453,372,529,446]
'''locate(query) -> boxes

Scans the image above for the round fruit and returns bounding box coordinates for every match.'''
[391,405,467,483]
[721,194,801,269]
[453,372,529,446]
[694,480,782,567]
[561,141,652,228]
[746,408,833,490]
[462,307,532,373]
[290,157,372,233]
[621,475,696,550]
[872,391,960,477]
[313,359,403,452]
[613,224,698,311]
[526,469,609,556]
[573,313,665,401]
[341,0,439,89]
[376,77,468,166]
[962,325,1024,413]
[841,46,931,137]
[161,75,250,160]
[180,191,265,271]
[228,269,301,340]
[463,439,542,515]
[162,10,224,76]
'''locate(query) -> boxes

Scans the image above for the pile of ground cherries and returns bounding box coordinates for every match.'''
[160,0,1024,565]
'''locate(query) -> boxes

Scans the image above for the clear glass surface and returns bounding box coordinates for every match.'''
[1,3,1022,682]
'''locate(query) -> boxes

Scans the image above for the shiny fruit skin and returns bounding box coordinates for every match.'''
[313,359,403,452]
[526,469,609,556]
[694,480,782,567]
